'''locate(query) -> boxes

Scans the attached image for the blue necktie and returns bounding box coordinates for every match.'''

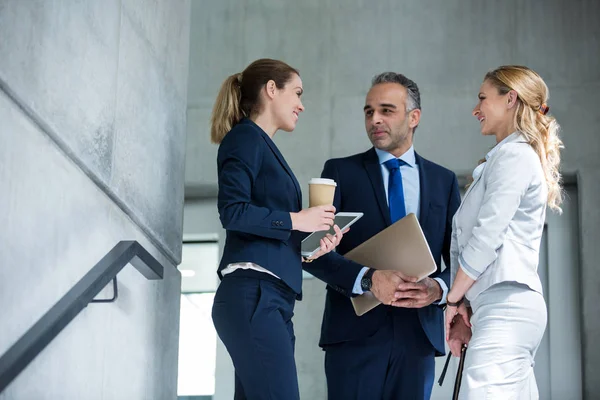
[384,158,407,223]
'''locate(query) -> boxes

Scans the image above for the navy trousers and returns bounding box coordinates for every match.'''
[212,273,299,400]
[324,308,436,400]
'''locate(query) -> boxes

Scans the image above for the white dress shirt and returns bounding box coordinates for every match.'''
[221,262,280,279]
[352,146,448,303]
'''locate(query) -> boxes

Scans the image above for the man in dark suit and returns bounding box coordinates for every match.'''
[303,72,460,400]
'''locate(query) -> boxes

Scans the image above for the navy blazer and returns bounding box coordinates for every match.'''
[304,148,460,355]
[217,118,305,294]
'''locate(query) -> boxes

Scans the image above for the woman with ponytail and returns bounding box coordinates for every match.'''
[444,65,563,399]
[210,59,343,399]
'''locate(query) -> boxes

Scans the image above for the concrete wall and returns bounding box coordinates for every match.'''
[0,0,190,260]
[0,0,190,398]
[185,0,600,398]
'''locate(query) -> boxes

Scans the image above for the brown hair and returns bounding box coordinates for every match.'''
[210,59,299,144]
[484,65,564,212]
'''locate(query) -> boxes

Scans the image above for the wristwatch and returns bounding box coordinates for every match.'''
[360,268,376,292]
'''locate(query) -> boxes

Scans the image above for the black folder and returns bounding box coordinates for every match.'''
[438,344,467,400]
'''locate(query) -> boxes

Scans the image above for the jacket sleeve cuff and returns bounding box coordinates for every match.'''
[433,277,448,304]
[268,211,293,240]
[459,253,482,280]
[352,267,369,295]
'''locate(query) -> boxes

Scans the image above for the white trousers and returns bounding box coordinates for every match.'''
[459,282,547,400]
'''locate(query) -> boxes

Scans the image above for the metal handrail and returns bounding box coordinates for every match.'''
[0,241,164,393]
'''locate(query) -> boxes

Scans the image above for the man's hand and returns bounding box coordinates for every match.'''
[370,270,417,305]
[446,311,472,357]
[389,277,442,308]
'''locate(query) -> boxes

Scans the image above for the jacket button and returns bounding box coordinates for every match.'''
[457,228,462,235]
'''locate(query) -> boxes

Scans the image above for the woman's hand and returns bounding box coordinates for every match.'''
[446,309,473,357]
[445,268,475,344]
[445,301,471,342]
[444,269,475,355]
[291,205,336,233]
[303,224,348,261]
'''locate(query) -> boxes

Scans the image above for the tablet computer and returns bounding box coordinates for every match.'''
[301,212,363,258]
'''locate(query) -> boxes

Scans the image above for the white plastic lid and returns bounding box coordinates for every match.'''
[308,178,337,186]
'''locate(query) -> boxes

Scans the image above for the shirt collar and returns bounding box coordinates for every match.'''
[485,131,526,161]
[375,146,417,168]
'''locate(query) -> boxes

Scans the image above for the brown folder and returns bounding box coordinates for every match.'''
[345,213,437,316]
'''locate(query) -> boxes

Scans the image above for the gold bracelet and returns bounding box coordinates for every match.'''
[302,257,314,263]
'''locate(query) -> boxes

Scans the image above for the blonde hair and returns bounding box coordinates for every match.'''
[484,65,564,212]
[210,59,299,144]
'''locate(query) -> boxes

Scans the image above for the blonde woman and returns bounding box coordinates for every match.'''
[445,65,563,399]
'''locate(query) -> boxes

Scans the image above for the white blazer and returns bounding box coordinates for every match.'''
[450,132,548,301]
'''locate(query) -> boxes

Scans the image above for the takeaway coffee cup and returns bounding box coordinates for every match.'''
[308,178,337,207]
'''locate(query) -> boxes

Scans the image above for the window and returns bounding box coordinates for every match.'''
[177,240,219,399]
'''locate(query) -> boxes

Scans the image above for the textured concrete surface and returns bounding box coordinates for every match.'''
[0,0,190,398]
[0,88,182,399]
[0,0,121,182]
[0,0,191,263]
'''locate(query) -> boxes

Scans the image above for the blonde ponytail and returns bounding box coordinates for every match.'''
[511,90,564,214]
[535,114,563,212]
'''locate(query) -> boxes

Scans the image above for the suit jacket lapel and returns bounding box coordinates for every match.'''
[415,152,431,228]
[363,148,392,226]
[458,163,485,213]
[260,133,302,209]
